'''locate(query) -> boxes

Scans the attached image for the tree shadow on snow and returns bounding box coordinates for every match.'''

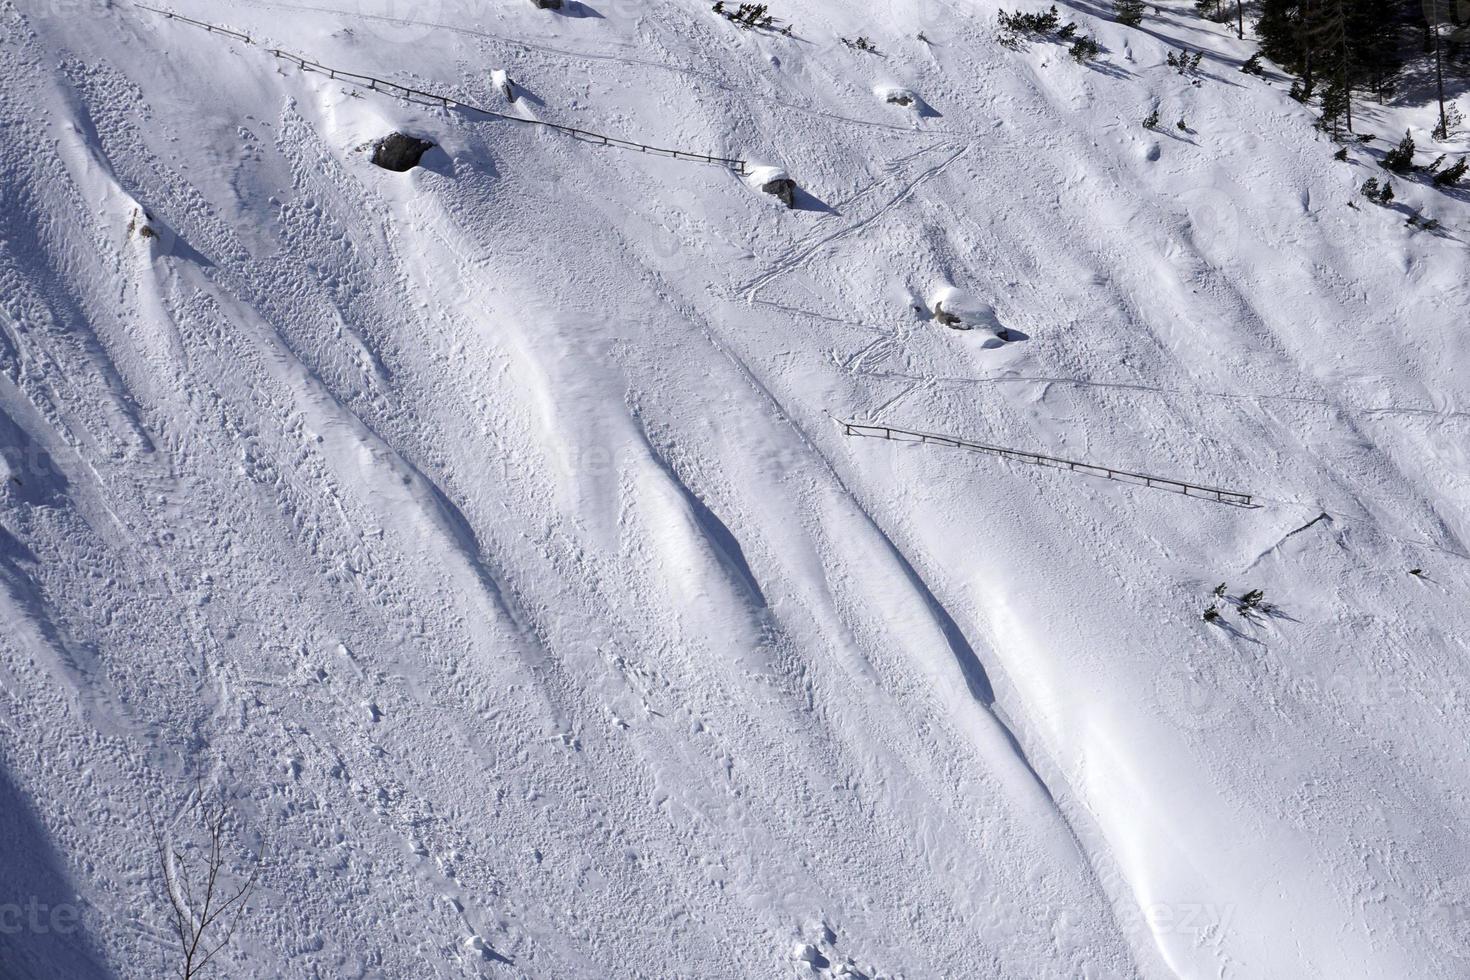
[0,763,117,979]
[1205,614,1266,645]
[1083,56,1132,81]
[1155,126,1200,147]
[1192,68,1247,89]
[1053,0,1249,78]
[1374,199,1465,243]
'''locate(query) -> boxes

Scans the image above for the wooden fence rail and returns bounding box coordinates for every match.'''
[838,419,1254,506]
[134,4,749,173]
[135,4,251,42]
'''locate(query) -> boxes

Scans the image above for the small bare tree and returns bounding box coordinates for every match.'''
[155,793,266,979]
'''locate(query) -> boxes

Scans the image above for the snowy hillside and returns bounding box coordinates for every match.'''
[2,0,1469,976]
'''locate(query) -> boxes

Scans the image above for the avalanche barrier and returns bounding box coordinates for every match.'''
[838,419,1254,506]
[134,4,750,174]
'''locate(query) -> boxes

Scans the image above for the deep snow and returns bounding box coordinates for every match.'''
[1,0,1469,977]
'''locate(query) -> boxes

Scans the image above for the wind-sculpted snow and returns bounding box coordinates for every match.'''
[1,0,1468,976]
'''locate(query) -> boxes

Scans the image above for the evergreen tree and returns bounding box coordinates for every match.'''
[1434,157,1468,186]
[1429,0,1449,136]
[1071,34,1101,60]
[1116,0,1146,25]
[1318,78,1351,134]
[1381,129,1415,171]
[1255,0,1406,107]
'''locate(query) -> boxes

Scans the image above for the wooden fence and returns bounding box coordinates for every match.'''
[839,419,1254,506]
[134,4,749,173]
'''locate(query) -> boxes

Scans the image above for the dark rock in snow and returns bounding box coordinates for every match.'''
[530,0,563,8]
[371,133,435,172]
[746,165,798,209]
[933,302,965,328]
[761,176,797,209]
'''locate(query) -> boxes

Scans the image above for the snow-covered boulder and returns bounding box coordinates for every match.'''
[791,942,830,969]
[929,285,1001,332]
[875,84,918,108]
[371,133,434,172]
[491,69,516,102]
[747,165,797,208]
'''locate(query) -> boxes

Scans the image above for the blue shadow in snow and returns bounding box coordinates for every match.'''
[0,763,116,979]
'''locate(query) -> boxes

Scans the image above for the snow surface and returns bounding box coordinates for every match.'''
[2,0,1469,977]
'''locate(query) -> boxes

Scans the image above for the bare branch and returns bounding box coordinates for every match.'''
[154,790,267,979]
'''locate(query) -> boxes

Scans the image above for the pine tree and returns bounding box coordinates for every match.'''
[1381,129,1415,172]
[1318,79,1351,135]
[1116,0,1146,25]
[1428,0,1449,138]
[1254,0,1406,110]
[1194,0,1224,20]
[1072,35,1101,60]
[1434,157,1468,186]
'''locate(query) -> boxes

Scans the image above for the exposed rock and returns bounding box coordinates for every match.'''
[371,133,434,172]
[762,177,796,208]
[747,166,797,208]
[492,69,516,102]
[530,0,563,8]
[929,285,999,332]
[126,207,157,239]
[929,286,1011,341]
[875,84,920,109]
[933,301,965,328]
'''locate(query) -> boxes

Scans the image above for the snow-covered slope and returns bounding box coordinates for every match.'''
[2,0,1469,976]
